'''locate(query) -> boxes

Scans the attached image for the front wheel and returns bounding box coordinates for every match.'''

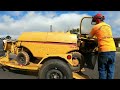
[71,52,85,69]
[38,59,73,79]
[16,51,30,66]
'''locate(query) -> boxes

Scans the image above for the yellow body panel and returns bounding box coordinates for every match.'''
[38,54,74,66]
[0,60,39,70]
[0,54,74,70]
[18,32,48,42]
[17,32,79,58]
[18,32,77,43]
[0,56,88,79]
[0,56,39,70]
[19,41,78,58]
[46,32,77,43]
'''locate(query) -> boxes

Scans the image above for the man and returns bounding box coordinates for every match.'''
[89,13,116,79]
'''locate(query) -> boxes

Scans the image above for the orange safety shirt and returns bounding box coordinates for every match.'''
[90,22,116,52]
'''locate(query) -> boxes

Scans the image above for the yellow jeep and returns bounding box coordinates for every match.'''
[0,17,98,79]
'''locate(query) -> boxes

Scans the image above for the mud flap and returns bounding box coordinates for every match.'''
[0,39,5,57]
[84,52,98,70]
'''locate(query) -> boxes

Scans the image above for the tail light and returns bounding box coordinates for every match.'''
[67,55,72,60]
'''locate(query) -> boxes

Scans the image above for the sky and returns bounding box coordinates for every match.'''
[0,11,120,39]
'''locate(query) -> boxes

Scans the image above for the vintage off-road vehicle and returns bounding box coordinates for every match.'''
[0,17,98,79]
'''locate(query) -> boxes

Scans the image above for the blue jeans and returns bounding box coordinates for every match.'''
[98,51,116,79]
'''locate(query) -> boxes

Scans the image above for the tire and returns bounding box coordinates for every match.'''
[16,51,30,66]
[38,59,73,79]
[71,52,85,69]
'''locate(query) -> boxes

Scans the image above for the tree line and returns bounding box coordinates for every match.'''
[66,28,80,34]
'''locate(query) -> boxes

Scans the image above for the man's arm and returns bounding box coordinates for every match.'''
[88,27,98,43]
[88,33,93,38]
[88,28,95,38]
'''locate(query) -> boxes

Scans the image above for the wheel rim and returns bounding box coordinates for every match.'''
[46,69,64,79]
[20,57,25,63]
[19,55,26,65]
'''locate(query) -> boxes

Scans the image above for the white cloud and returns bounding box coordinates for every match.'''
[0,11,120,39]
[0,11,90,39]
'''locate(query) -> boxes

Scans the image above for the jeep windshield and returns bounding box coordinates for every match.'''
[80,17,95,35]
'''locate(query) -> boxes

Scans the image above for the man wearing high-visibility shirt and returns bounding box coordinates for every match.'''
[89,13,116,79]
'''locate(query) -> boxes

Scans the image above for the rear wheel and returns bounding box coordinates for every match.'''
[16,51,30,66]
[38,59,73,79]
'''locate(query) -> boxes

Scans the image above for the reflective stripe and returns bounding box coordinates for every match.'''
[101,36,113,39]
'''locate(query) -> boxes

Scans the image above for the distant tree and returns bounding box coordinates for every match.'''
[6,35,11,39]
[76,28,79,32]
[69,28,80,34]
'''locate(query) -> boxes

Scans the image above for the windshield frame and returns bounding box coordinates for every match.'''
[80,17,93,35]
